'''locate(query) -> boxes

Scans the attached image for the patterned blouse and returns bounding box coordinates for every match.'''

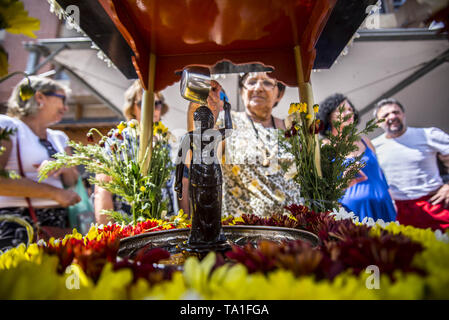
[216,111,302,217]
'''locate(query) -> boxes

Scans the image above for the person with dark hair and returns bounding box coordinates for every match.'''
[317,93,396,222]
[184,72,302,217]
[372,98,449,231]
[372,98,405,119]
[319,93,359,136]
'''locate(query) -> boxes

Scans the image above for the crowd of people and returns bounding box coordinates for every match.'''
[1,72,448,250]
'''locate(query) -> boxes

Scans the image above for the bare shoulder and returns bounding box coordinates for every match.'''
[362,136,376,152]
[275,116,286,130]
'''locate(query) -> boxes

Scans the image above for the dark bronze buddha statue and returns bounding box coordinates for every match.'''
[175,101,232,253]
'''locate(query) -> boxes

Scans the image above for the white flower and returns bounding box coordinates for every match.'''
[361,216,377,227]
[434,229,449,243]
[374,219,387,229]
[330,206,359,223]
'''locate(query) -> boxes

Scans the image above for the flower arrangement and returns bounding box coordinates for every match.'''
[1,206,448,300]
[38,120,174,223]
[280,102,379,212]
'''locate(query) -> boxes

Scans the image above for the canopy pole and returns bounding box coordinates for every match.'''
[139,52,156,175]
[293,45,322,177]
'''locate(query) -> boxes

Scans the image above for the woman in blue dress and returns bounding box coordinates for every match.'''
[317,93,396,222]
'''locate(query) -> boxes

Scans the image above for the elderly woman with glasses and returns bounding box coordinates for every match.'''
[183,72,302,217]
[0,76,81,250]
[94,80,174,224]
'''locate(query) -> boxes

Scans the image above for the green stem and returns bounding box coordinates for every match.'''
[0,71,28,84]
[88,128,105,139]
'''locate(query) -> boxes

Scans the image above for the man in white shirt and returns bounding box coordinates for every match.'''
[372,98,449,231]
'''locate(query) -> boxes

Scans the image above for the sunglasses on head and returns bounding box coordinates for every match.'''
[43,92,66,104]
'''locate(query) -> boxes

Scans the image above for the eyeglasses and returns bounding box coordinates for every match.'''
[43,92,66,105]
[38,139,58,159]
[135,100,163,109]
[155,100,163,109]
[242,78,277,90]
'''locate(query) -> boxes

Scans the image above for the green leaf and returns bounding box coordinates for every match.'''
[0,45,8,77]
[0,1,40,38]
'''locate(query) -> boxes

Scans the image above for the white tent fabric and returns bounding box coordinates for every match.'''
[47,34,448,138]
[53,48,134,117]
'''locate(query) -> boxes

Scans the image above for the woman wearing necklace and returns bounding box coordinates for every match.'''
[184,72,302,217]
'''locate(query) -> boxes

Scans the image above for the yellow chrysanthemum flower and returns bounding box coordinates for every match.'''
[313,104,319,113]
[288,103,299,115]
[153,121,168,135]
[0,46,8,77]
[299,102,308,113]
[19,84,35,101]
[86,226,102,242]
[117,121,126,134]
[228,215,245,225]
[140,186,146,192]
[170,209,190,228]
[0,1,40,38]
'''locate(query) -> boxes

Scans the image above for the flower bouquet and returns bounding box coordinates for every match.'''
[0,0,40,77]
[38,120,174,223]
[280,102,379,213]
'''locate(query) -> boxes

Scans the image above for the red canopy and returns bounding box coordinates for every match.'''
[97,0,337,91]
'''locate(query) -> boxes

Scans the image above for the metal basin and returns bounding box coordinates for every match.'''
[118,225,319,259]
